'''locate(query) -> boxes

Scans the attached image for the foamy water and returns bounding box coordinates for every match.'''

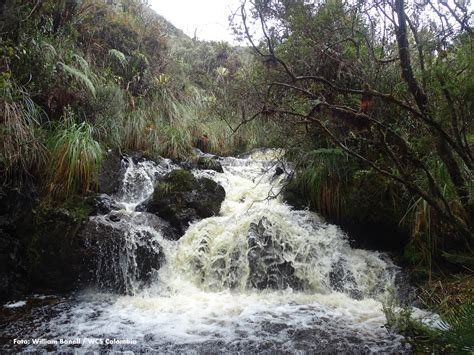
[2,149,410,353]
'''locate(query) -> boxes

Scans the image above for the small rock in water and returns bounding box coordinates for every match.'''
[247,218,303,290]
[93,194,125,215]
[109,214,121,222]
[197,157,224,173]
[274,166,284,177]
[329,258,362,300]
[172,159,194,170]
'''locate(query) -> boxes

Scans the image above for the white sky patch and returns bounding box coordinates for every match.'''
[149,0,242,43]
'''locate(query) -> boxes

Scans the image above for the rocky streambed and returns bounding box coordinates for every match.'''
[1,149,417,353]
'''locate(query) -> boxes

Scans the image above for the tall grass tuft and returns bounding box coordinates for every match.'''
[292,148,351,221]
[0,81,46,183]
[48,113,103,197]
[401,157,471,275]
[157,118,192,159]
[121,109,161,157]
[89,82,126,148]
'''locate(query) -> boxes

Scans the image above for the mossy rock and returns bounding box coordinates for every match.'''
[197,157,224,173]
[143,169,226,237]
[153,169,197,200]
[167,169,196,191]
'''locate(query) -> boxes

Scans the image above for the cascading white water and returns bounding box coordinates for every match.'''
[173,152,398,298]
[84,157,178,294]
[5,149,411,353]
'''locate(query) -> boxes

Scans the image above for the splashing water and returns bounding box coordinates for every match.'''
[1,150,410,353]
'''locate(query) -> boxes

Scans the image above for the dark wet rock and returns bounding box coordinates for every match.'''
[129,151,148,164]
[78,214,167,294]
[140,169,225,237]
[92,194,125,215]
[0,185,37,301]
[0,184,97,300]
[282,178,309,210]
[98,149,127,195]
[0,230,26,301]
[247,218,303,290]
[26,209,85,294]
[0,185,36,229]
[273,166,284,177]
[196,157,224,173]
[173,159,194,170]
[375,253,415,305]
[2,197,168,297]
[108,213,121,222]
[329,258,362,300]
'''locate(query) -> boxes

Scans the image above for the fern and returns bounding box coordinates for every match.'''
[133,52,149,66]
[439,301,474,353]
[72,54,90,74]
[40,41,57,60]
[442,252,474,268]
[59,62,96,97]
[108,49,128,68]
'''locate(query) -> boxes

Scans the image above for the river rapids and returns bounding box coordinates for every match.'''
[2,149,412,353]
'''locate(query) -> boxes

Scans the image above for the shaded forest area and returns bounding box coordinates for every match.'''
[0,0,473,351]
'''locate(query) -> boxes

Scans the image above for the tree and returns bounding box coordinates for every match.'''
[235,0,473,248]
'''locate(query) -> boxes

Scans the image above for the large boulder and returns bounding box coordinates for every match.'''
[139,169,225,236]
[247,218,303,290]
[23,208,86,294]
[98,149,127,195]
[23,207,171,296]
[78,212,169,294]
[0,185,37,301]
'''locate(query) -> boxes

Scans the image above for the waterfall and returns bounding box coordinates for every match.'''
[83,156,178,294]
[170,151,398,300]
[4,149,411,353]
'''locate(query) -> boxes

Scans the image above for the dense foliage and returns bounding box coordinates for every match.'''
[0,0,279,198]
[230,0,473,275]
[228,1,473,349]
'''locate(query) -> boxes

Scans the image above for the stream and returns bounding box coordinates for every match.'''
[1,149,412,353]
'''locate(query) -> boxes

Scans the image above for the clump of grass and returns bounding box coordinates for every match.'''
[156,118,192,159]
[153,181,173,199]
[48,112,103,197]
[0,80,46,183]
[89,82,126,148]
[59,54,98,98]
[122,109,150,152]
[290,148,351,221]
[401,157,472,276]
